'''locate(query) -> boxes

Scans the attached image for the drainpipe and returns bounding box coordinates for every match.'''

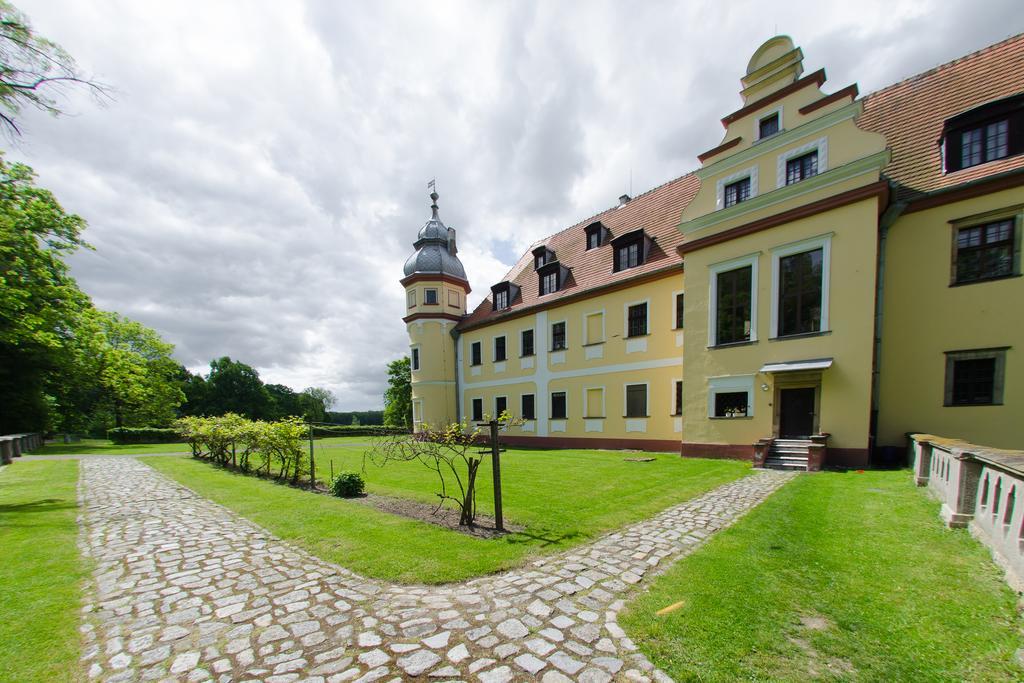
[450,326,462,425]
[870,194,907,460]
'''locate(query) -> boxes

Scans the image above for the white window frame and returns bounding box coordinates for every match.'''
[708,253,760,347]
[623,298,651,338]
[583,385,606,418]
[583,309,606,345]
[550,319,568,351]
[470,397,484,422]
[672,379,683,416]
[672,290,685,330]
[623,382,650,418]
[776,136,829,188]
[407,290,416,308]
[550,390,568,420]
[754,106,783,141]
[494,395,508,418]
[410,344,421,371]
[708,375,755,418]
[448,289,460,308]
[424,287,439,305]
[716,165,759,209]
[519,327,536,356]
[769,234,832,338]
[492,334,507,362]
[520,393,536,420]
[469,340,482,366]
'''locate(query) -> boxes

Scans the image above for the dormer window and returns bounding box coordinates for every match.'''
[759,112,780,139]
[943,93,1023,172]
[540,269,559,295]
[611,229,652,272]
[490,281,519,312]
[584,221,609,250]
[533,246,555,270]
[724,177,751,208]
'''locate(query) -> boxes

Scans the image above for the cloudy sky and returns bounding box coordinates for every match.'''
[9,0,1020,410]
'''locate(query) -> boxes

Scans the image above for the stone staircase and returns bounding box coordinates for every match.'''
[764,438,812,470]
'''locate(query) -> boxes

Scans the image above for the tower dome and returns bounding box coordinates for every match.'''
[403,191,468,280]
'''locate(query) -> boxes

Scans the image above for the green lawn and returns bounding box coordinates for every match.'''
[620,470,1023,682]
[0,461,87,682]
[31,438,190,456]
[147,449,750,583]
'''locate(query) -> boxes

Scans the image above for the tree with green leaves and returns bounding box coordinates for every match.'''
[0,1,109,137]
[383,357,412,428]
[266,383,303,419]
[300,386,335,423]
[203,356,272,420]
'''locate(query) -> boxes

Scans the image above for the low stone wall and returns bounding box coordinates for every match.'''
[0,433,44,465]
[911,433,1024,592]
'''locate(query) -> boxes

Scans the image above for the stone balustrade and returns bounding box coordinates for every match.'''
[911,433,1024,592]
[0,432,44,465]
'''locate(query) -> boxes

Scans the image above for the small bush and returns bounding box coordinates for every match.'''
[330,472,365,498]
[108,427,180,444]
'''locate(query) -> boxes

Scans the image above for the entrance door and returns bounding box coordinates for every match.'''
[779,387,815,437]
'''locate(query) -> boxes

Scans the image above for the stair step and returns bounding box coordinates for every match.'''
[768,454,808,461]
[763,461,807,471]
[774,439,813,446]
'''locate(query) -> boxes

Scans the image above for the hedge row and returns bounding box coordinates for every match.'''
[313,425,410,437]
[108,427,181,444]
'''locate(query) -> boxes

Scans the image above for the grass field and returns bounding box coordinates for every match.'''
[0,461,87,682]
[619,470,1023,682]
[31,438,190,456]
[147,448,750,583]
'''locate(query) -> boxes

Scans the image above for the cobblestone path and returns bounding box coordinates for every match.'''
[78,458,794,683]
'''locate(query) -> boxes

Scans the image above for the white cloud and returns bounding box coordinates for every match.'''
[8,0,1020,409]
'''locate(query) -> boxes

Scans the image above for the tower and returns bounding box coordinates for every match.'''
[401,191,469,431]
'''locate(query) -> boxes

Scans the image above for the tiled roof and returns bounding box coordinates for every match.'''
[456,173,699,331]
[858,32,1024,201]
[459,33,1024,329]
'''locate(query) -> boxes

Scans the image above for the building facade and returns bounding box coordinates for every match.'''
[401,34,1024,467]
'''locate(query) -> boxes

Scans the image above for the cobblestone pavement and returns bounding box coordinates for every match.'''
[77,458,794,683]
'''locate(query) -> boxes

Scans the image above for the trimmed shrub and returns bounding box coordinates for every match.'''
[330,472,365,498]
[314,425,410,437]
[108,427,180,444]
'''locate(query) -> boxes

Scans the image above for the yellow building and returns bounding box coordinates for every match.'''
[402,34,1024,468]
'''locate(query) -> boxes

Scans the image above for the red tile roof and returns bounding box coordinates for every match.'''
[858,32,1024,201]
[456,173,698,331]
[459,33,1024,329]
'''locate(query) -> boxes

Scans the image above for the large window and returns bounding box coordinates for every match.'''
[945,349,1006,406]
[494,336,506,362]
[471,398,483,422]
[625,384,647,418]
[521,393,535,420]
[470,341,482,366]
[715,266,753,345]
[714,391,749,417]
[551,392,567,419]
[627,303,648,337]
[724,177,751,208]
[778,248,823,336]
[674,293,684,329]
[551,321,567,351]
[954,219,1016,284]
[520,329,534,356]
[785,150,818,185]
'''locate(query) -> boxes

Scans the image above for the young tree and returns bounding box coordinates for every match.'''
[0,1,109,137]
[383,357,412,428]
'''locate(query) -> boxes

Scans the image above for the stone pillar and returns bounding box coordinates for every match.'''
[0,438,12,465]
[942,453,982,528]
[912,436,931,486]
[753,438,772,468]
[807,434,829,472]
[11,436,22,458]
